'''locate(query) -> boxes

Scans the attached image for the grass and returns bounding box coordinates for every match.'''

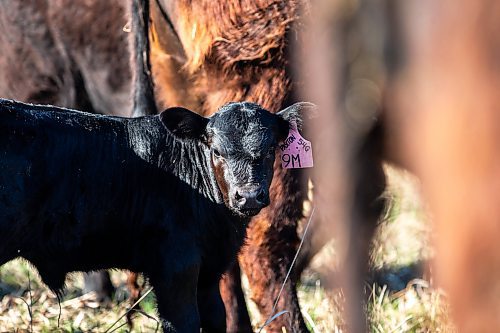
[0,267,160,332]
[0,166,456,332]
[368,281,454,333]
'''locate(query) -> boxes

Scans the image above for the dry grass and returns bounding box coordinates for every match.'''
[287,166,456,333]
[0,166,455,332]
[0,264,160,332]
[368,281,455,333]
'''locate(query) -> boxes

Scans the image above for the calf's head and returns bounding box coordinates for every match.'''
[160,102,315,216]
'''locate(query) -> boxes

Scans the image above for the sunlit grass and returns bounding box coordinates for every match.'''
[297,274,344,332]
[0,266,160,332]
[368,281,455,333]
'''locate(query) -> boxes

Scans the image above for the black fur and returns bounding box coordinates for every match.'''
[0,98,293,332]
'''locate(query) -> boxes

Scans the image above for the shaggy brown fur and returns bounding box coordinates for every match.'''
[153,0,299,115]
[219,263,253,333]
[176,0,299,72]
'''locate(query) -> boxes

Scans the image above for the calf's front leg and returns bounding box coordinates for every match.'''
[150,264,200,333]
[198,281,226,332]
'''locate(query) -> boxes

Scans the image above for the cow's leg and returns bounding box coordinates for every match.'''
[239,166,309,333]
[343,125,386,332]
[125,271,144,328]
[126,271,143,303]
[151,265,200,333]
[48,0,134,116]
[198,281,226,333]
[219,262,253,333]
[83,271,115,301]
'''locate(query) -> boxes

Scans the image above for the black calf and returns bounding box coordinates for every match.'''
[0,99,310,332]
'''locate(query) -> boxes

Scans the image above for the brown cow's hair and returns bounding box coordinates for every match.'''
[152,0,304,115]
[176,0,300,72]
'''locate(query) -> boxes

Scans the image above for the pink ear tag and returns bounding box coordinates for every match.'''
[279,120,313,169]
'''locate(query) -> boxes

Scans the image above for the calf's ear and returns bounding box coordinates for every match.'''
[159,107,209,140]
[277,102,317,132]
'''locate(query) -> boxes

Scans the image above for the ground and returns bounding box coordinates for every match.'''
[0,166,456,332]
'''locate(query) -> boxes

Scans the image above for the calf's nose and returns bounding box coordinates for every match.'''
[234,187,268,210]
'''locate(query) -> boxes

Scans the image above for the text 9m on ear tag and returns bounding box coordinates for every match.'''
[279,121,313,169]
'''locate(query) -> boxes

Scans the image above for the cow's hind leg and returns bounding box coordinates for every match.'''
[126,271,144,327]
[83,271,115,301]
[219,262,252,333]
[336,123,387,332]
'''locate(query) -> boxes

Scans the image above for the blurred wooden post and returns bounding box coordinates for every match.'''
[389,1,500,331]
